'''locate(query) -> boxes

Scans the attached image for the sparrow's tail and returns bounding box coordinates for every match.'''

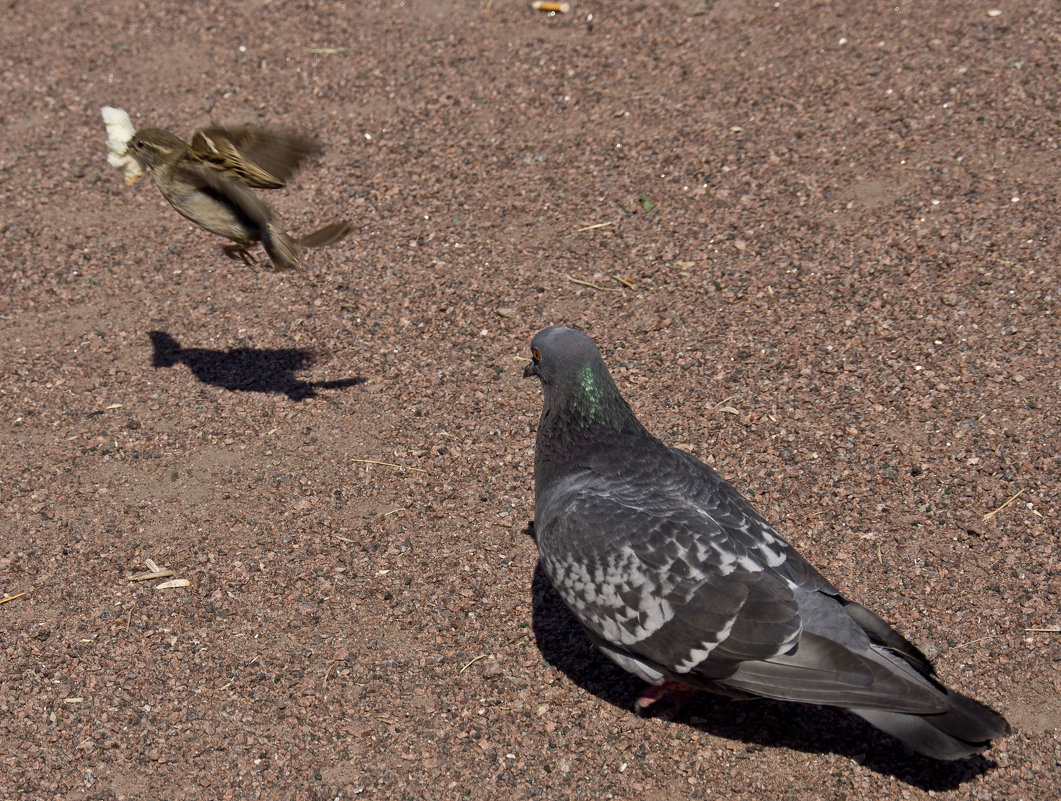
[298,221,353,248]
[262,221,352,271]
[261,224,303,271]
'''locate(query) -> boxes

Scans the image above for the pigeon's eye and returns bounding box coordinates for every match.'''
[532,347,541,361]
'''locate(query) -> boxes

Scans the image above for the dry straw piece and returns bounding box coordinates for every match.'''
[155,579,191,590]
[981,488,1025,522]
[0,586,39,605]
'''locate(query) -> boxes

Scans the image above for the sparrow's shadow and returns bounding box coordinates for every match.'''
[527,526,996,791]
[149,331,363,401]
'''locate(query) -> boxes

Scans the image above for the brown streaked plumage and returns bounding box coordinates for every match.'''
[127,125,352,271]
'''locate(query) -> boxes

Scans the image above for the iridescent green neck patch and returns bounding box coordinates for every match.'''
[576,363,605,422]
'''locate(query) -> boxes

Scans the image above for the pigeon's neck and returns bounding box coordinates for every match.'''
[534,365,646,490]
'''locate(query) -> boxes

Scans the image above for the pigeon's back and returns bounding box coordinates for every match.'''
[535,433,816,675]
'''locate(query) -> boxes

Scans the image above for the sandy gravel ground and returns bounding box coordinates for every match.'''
[1,1,1058,799]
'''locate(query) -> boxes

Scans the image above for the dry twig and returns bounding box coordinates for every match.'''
[982,488,1025,522]
[323,659,341,689]
[459,654,488,674]
[127,569,174,582]
[713,397,741,416]
[565,275,622,293]
[0,586,39,605]
[351,458,427,473]
[576,221,615,232]
[951,634,1000,650]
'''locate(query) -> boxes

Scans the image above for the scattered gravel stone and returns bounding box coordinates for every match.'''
[0,1,1056,799]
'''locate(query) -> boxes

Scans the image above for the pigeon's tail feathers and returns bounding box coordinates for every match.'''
[261,224,303,271]
[852,691,1010,760]
[717,633,938,711]
[297,221,353,248]
[841,598,935,676]
[714,630,1009,759]
[149,331,182,368]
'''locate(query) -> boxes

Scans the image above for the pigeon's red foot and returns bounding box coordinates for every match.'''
[634,681,697,714]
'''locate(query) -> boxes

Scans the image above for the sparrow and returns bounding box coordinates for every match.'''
[126,125,352,271]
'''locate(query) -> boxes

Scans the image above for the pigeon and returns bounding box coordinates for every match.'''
[524,326,1010,760]
[123,123,352,271]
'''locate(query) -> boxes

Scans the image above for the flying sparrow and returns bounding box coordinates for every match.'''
[124,124,352,271]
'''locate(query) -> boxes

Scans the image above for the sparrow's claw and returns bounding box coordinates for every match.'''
[221,244,260,270]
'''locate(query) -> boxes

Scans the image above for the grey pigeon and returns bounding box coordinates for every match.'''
[524,326,1010,761]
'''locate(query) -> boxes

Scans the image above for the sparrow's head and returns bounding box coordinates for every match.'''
[127,128,186,169]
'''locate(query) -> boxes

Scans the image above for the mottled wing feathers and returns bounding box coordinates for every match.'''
[190,127,320,189]
[536,458,806,672]
[537,455,955,715]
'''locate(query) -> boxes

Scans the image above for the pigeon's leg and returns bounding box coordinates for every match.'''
[634,681,697,714]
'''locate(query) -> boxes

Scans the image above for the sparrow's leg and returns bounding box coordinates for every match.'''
[221,244,262,271]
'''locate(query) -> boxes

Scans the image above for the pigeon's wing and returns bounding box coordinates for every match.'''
[666,449,942,676]
[537,455,946,713]
[536,468,806,674]
[190,127,320,188]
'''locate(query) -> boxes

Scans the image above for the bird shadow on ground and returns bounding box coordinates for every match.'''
[149,331,364,401]
[526,537,997,791]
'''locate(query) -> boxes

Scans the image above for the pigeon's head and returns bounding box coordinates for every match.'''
[524,326,639,431]
[523,326,603,385]
[526,324,640,460]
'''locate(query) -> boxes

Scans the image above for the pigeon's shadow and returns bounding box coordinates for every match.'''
[527,526,996,790]
[149,331,364,401]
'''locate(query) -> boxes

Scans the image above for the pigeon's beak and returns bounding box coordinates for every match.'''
[523,361,538,379]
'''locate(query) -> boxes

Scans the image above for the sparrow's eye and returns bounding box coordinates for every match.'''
[532,347,541,361]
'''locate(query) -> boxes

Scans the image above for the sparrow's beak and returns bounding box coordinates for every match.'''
[523,361,538,379]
